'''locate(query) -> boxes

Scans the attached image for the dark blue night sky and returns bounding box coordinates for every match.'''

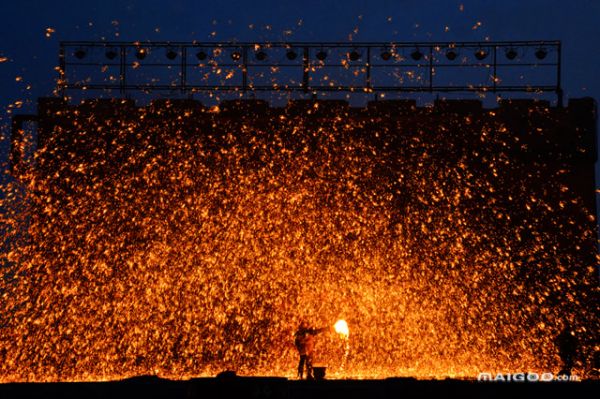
[0,0,599,165]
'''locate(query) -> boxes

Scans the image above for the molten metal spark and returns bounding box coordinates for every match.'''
[334,320,349,338]
[0,100,597,381]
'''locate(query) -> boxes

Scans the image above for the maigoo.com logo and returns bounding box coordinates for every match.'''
[477,372,580,382]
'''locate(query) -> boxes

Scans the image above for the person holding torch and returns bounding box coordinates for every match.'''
[294,320,327,379]
[294,319,349,379]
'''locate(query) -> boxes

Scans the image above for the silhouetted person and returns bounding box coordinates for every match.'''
[557,322,578,376]
[295,321,326,379]
[591,350,600,378]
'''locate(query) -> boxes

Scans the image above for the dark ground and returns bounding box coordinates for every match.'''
[0,375,597,399]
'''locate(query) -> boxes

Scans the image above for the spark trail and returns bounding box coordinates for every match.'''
[0,99,597,381]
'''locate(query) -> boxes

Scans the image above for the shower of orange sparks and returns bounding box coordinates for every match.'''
[0,98,597,382]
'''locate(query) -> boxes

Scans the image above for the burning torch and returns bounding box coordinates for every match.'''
[334,319,349,338]
[334,319,350,371]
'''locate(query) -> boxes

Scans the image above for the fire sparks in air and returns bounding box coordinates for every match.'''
[0,99,597,381]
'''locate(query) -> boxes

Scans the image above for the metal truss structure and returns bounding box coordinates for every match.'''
[58,40,562,101]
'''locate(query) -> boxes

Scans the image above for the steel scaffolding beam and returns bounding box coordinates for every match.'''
[58,40,562,100]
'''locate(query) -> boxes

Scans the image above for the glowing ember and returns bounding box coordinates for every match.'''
[0,99,597,381]
[334,320,349,338]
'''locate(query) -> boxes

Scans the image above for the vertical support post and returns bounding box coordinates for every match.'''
[366,46,371,92]
[242,46,248,94]
[556,41,563,107]
[303,46,309,93]
[58,44,66,97]
[181,45,187,94]
[428,45,434,92]
[120,45,126,96]
[492,45,497,93]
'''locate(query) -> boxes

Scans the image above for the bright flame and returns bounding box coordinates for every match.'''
[334,319,349,338]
